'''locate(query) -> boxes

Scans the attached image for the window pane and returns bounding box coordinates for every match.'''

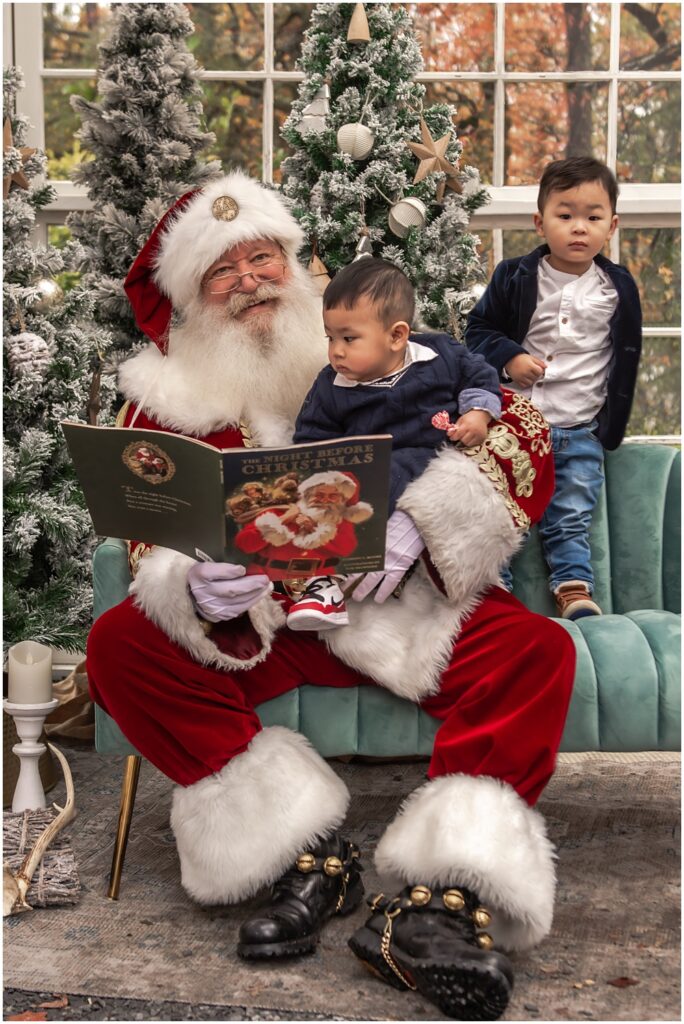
[424,81,494,184]
[45,77,97,180]
[202,81,262,178]
[43,3,112,69]
[502,230,540,261]
[620,228,681,327]
[628,336,681,435]
[274,4,312,71]
[186,4,264,71]
[620,3,681,71]
[505,81,608,185]
[409,3,495,72]
[273,82,299,183]
[505,3,610,71]
[617,81,681,183]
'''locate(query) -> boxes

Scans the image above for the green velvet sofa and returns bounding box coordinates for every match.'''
[94,442,681,758]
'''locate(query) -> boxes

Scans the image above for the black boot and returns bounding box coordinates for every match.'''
[237,833,364,959]
[348,884,513,1021]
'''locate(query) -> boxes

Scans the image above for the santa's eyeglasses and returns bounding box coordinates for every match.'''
[203,252,286,295]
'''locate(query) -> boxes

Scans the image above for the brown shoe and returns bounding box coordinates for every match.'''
[554,581,602,620]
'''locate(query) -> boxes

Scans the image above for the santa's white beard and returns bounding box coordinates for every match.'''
[119,264,328,444]
[297,500,346,527]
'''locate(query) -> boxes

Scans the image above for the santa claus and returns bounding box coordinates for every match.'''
[87,171,575,1021]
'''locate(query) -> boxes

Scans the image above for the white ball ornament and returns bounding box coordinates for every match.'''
[6,332,52,377]
[336,122,375,160]
[387,197,427,238]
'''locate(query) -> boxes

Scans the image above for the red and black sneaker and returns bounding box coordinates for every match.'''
[286,576,349,631]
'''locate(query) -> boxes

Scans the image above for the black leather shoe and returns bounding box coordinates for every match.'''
[237,833,364,959]
[348,884,513,1021]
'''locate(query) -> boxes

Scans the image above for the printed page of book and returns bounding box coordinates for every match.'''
[222,436,393,580]
[62,423,226,560]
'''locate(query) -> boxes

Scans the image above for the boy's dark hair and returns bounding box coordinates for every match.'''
[538,157,619,214]
[323,258,415,327]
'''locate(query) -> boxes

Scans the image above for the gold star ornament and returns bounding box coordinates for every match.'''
[4,118,36,200]
[406,118,462,193]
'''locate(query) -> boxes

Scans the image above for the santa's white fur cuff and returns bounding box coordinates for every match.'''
[374,773,556,952]
[170,726,350,903]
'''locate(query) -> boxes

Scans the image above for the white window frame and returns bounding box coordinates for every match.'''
[8,2,681,442]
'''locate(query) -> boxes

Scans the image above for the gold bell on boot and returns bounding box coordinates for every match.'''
[442,888,465,911]
[473,906,492,928]
[409,885,432,906]
[296,853,315,873]
[323,856,343,876]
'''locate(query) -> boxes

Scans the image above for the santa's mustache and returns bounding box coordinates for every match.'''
[223,283,285,317]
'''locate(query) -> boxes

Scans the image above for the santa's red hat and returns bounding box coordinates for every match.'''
[299,471,373,524]
[124,172,305,351]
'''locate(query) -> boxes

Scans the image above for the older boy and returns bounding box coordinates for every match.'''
[288,257,503,630]
[467,157,642,619]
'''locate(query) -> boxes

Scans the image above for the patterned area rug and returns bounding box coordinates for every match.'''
[4,748,680,1021]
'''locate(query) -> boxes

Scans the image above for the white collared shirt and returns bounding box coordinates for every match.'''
[507,256,618,427]
[333,340,437,388]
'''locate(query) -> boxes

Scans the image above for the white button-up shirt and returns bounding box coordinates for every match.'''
[508,256,618,428]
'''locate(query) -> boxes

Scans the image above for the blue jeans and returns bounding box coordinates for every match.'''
[500,422,605,594]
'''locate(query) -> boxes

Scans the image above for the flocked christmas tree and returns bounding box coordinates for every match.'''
[281,2,489,335]
[68,2,222,364]
[3,66,116,651]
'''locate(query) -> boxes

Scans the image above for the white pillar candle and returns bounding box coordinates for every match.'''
[7,641,53,704]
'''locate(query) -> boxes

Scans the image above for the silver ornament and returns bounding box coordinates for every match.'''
[336,122,374,160]
[388,197,427,239]
[6,332,52,376]
[353,233,374,261]
[30,277,64,312]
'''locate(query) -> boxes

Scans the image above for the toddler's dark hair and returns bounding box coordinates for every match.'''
[538,157,619,214]
[323,258,415,327]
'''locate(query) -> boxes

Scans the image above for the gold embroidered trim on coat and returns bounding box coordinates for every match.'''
[127,541,151,578]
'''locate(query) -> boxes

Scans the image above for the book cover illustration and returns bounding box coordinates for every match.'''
[62,423,392,579]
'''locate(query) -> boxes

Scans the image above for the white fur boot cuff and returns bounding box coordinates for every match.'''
[374,773,557,952]
[170,726,350,904]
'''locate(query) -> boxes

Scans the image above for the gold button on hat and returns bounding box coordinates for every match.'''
[212,195,239,221]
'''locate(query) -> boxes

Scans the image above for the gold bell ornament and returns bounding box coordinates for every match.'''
[29,277,64,313]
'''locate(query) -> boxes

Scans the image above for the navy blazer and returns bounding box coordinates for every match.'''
[465,244,642,450]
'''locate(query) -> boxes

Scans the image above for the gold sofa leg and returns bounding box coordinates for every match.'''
[107,754,142,900]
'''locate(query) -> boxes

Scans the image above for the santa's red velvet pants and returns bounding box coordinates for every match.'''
[87,585,575,807]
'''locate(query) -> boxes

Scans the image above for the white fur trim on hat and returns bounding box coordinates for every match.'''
[154,172,305,310]
[374,773,557,952]
[170,726,350,903]
[299,471,357,498]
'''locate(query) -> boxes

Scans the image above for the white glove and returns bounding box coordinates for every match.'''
[187,561,273,623]
[348,510,425,604]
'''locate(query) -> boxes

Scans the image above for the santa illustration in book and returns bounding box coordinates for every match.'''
[235,470,373,581]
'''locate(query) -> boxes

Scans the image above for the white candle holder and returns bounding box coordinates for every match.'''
[3,698,59,812]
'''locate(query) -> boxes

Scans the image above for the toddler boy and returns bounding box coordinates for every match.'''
[467,157,642,619]
[287,257,502,630]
